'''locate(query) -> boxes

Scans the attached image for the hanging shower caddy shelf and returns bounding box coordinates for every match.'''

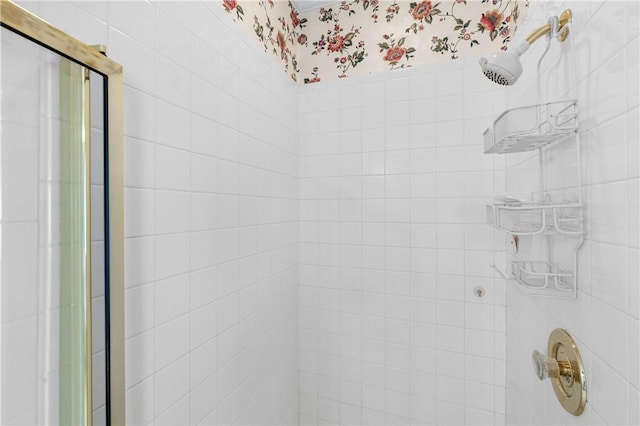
[487,199,583,236]
[483,100,578,154]
[510,261,573,295]
[483,100,583,299]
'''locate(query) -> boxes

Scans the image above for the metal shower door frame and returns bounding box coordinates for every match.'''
[0,1,125,424]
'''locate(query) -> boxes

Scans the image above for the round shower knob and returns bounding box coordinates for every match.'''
[532,329,587,416]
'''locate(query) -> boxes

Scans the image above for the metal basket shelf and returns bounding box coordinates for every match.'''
[491,261,576,299]
[510,261,575,298]
[483,100,578,154]
[487,200,583,236]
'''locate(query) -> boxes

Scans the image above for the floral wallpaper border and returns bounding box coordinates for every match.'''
[221,0,529,84]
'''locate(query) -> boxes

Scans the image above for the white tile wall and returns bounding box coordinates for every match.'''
[503,1,639,425]
[297,59,507,425]
[6,1,300,424]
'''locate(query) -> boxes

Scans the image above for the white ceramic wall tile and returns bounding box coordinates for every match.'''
[124,281,154,337]
[123,86,156,141]
[125,378,155,425]
[124,137,156,188]
[155,315,190,371]
[154,355,190,418]
[122,333,154,397]
[156,100,191,150]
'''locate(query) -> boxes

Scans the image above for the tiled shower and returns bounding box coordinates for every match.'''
[0,0,638,425]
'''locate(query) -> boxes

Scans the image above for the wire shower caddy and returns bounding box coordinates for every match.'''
[483,15,584,299]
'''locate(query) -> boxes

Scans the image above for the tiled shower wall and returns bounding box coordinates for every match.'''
[12,1,300,424]
[503,1,639,425]
[297,60,508,425]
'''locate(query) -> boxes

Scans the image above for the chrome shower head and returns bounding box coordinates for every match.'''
[479,41,529,86]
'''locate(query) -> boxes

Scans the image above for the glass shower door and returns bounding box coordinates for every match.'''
[0,25,97,424]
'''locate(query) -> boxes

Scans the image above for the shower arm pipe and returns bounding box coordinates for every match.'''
[525,9,572,45]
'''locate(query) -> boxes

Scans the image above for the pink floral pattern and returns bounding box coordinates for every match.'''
[378,33,416,69]
[306,4,370,78]
[245,0,301,81]
[220,0,528,84]
[384,1,400,23]
[223,0,244,20]
[404,0,520,59]
[408,1,439,26]
[304,66,321,84]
